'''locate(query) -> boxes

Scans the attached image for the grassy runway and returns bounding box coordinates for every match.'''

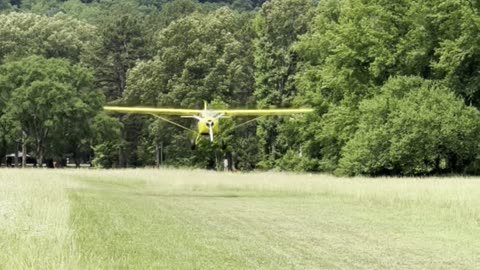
[0,169,479,269]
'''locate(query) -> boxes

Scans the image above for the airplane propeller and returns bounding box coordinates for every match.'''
[208,123,214,142]
[207,113,225,142]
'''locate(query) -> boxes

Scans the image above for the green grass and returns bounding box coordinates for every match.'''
[1,169,479,269]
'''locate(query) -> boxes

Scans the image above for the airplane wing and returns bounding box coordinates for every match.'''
[214,108,314,116]
[104,106,202,116]
[104,106,314,117]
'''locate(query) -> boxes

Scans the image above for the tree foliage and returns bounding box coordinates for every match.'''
[253,0,315,168]
[0,0,480,175]
[0,56,103,166]
[338,77,480,176]
[91,112,124,168]
[125,7,254,107]
[294,0,480,175]
[86,3,154,100]
[0,12,96,63]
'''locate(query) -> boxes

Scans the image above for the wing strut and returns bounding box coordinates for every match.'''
[231,116,266,130]
[219,116,266,134]
[151,115,197,134]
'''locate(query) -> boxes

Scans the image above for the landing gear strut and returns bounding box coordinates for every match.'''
[191,134,202,151]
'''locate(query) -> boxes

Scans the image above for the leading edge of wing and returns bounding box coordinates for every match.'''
[217,108,315,116]
[104,106,202,116]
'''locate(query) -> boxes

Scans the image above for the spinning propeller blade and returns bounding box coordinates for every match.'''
[209,125,214,142]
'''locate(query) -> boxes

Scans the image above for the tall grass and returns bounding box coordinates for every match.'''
[1,169,479,269]
[76,169,480,225]
[0,170,84,269]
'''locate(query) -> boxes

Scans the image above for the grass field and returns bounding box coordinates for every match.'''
[0,169,479,269]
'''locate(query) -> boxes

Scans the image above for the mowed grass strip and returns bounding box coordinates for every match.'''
[1,169,480,269]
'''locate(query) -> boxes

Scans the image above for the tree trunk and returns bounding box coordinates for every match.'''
[155,142,160,168]
[160,142,163,166]
[37,144,43,168]
[118,148,122,168]
[231,151,236,171]
[271,142,276,161]
[118,147,127,168]
[223,154,229,172]
[0,138,6,167]
[114,62,127,98]
[21,140,26,168]
[38,153,43,168]
[14,142,19,168]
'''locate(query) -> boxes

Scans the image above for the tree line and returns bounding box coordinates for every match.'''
[0,0,479,175]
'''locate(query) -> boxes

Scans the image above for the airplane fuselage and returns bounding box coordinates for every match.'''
[197,116,219,135]
[191,111,223,144]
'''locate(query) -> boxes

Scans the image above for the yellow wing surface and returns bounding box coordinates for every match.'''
[104,106,314,116]
[104,106,202,116]
[216,108,314,116]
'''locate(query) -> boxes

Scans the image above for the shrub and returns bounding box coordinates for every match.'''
[338,77,480,176]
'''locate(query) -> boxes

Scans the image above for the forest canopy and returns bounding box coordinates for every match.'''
[0,0,479,175]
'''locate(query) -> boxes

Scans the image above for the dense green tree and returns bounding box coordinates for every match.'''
[294,0,480,173]
[254,0,315,106]
[19,0,61,14]
[123,8,255,167]
[91,112,124,168]
[296,0,409,172]
[296,0,412,107]
[0,10,98,166]
[0,56,103,166]
[0,115,16,166]
[136,119,174,166]
[59,0,162,23]
[126,7,254,107]
[0,13,96,63]
[296,0,480,106]
[428,0,480,108]
[59,0,106,22]
[338,77,480,176]
[157,0,200,27]
[253,0,315,168]
[86,3,154,100]
[1,0,480,174]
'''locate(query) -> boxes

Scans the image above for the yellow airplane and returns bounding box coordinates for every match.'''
[104,102,313,148]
